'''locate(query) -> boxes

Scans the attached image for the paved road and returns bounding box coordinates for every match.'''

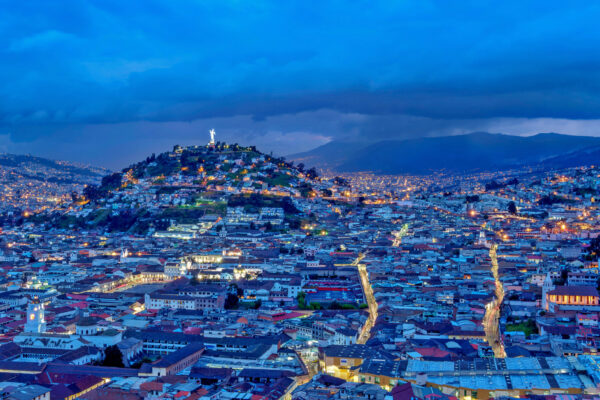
[355,253,378,344]
[392,223,409,247]
[483,244,507,358]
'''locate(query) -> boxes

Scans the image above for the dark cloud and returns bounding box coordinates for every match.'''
[1,1,600,167]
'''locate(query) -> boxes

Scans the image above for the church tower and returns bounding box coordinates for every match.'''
[542,273,555,311]
[25,297,46,333]
[120,248,129,262]
[477,231,489,248]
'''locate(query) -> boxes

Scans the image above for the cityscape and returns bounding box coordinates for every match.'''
[1,2,600,400]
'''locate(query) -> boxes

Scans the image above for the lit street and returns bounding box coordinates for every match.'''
[483,244,507,358]
[354,253,378,344]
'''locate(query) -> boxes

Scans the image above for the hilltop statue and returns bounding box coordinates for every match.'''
[209,129,216,145]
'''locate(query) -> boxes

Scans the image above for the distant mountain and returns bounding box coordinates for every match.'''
[289,133,600,174]
[540,146,600,169]
[289,141,368,169]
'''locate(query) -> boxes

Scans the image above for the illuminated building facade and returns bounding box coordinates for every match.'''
[545,286,600,312]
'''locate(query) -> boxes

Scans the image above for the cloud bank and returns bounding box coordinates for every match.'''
[1,1,600,168]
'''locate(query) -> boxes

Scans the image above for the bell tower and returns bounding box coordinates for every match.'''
[25,297,46,333]
[477,231,489,247]
[542,273,555,311]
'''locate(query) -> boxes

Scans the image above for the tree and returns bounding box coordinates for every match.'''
[333,176,349,186]
[538,195,572,206]
[225,293,239,309]
[288,219,301,229]
[297,291,307,309]
[102,345,124,368]
[306,167,319,179]
[107,210,138,232]
[485,180,503,191]
[508,201,517,215]
[329,301,342,310]
[130,356,153,369]
[83,184,103,201]
[101,172,123,191]
[281,197,299,214]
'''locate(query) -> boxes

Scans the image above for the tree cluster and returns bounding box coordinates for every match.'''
[485,178,518,191]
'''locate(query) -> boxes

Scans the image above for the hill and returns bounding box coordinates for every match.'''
[0,153,109,212]
[36,143,321,234]
[289,133,600,174]
[0,153,108,185]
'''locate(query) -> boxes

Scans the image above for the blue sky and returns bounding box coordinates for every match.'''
[1,1,600,168]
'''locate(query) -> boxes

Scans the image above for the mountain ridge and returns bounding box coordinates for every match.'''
[288,132,600,174]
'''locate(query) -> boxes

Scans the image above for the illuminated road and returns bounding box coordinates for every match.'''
[391,223,409,247]
[354,253,378,344]
[483,244,506,358]
[92,274,169,293]
[296,347,318,382]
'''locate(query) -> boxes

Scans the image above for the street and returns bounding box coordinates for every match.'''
[483,244,506,358]
[355,253,378,344]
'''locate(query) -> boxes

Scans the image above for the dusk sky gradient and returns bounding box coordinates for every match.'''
[1,1,600,169]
